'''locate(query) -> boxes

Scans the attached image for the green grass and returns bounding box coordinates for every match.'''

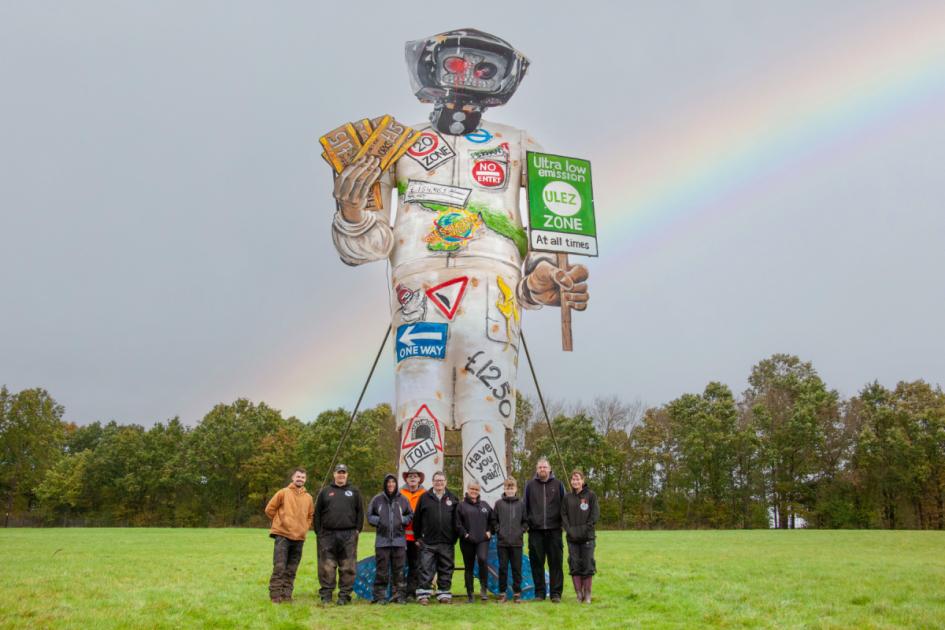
[1,529,944,629]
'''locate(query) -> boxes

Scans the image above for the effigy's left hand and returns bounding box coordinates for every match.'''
[525,260,589,310]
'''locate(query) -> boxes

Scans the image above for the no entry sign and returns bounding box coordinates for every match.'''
[526,152,597,257]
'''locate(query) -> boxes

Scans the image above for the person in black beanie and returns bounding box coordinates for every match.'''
[455,481,496,603]
[561,469,599,603]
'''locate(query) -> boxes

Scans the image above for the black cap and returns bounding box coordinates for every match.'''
[334,464,348,473]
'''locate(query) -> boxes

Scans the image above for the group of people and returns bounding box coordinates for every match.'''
[263,458,599,606]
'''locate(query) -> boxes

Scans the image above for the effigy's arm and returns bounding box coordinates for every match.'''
[330,156,395,266]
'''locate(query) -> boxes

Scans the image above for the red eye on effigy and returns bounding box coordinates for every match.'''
[443,57,468,74]
[474,62,497,79]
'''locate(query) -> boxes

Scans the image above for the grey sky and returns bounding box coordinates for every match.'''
[2,2,943,426]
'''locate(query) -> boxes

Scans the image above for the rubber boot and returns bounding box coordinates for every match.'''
[572,575,583,603]
[583,576,593,604]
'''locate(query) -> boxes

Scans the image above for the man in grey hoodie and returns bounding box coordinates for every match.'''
[367,473,413,604]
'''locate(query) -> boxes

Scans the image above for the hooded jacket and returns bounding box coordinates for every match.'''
[314,482,364,533]
[368,474,413,548]
[399,485,426,542]
[524,473,566,530]
[494,493,527,547]
[265,483,314,542]
[413,488,460,546]
[561,483,600,544]
[455,494,496,544]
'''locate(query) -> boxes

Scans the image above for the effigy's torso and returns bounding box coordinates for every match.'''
[388,120,534,276]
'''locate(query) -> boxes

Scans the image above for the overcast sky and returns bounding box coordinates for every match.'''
[2,2,943,426]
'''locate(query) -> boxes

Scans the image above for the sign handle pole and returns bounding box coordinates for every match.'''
[557,252,573,351]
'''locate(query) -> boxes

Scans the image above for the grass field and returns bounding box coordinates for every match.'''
[1,529,944,629]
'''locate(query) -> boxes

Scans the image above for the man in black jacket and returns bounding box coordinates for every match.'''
[367,473,413,604]
[524,457,565,602]
[314,464,363,605]
[412,470,459,605]
[494,477,527,602]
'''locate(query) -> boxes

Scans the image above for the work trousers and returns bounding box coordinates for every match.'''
[497,545,523,595]
[567,540,597,576]
[528,528,563,598]
[373,546,407,601]
[317,528,358,600]
[269,535,304,600]
[459,538,490,594]
[405,539,421,597]
[417,542,454,601]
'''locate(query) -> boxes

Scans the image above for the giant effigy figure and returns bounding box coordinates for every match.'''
[326,29,589,504]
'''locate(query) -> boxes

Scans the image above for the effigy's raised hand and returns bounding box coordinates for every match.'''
[333,156,382,222]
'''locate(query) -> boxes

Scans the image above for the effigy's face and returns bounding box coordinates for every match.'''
[435,47,509,94]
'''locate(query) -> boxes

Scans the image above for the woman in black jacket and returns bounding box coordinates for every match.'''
[454,481,496,602]
[561,470,599,603]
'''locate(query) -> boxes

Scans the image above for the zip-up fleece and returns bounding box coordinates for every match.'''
[368,474,413,548]
[524,473,565,530]
[455,495,496,544]
[494,494,527,547]
[561,484,600,543]
[314,482,364,533]
[265,484,314,541]
[413,489,459,545]
[399,485,426,542]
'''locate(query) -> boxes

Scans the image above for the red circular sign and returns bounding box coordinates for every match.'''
[407,132,439,157]
[471,159,506,187]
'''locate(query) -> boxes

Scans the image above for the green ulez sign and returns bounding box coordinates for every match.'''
[526,152,597,257]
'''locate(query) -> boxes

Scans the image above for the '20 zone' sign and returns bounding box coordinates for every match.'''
[526,152,597,257]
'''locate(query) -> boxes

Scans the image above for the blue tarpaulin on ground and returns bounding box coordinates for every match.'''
[353,538,549,600]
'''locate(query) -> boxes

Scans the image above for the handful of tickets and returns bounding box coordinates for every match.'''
[319,116,421,211]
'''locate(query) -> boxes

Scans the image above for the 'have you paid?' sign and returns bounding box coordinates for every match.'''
[527,152,597,257]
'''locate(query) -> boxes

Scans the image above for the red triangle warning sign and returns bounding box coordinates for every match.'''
[425,276,469,321]
[401,404,444,451]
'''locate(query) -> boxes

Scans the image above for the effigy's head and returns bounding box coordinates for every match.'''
[405,28,529,136]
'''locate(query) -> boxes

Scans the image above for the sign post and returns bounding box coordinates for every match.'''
[526,152,597,351]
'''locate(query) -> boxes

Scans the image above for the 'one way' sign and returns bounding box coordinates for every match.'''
[396,322,448,363]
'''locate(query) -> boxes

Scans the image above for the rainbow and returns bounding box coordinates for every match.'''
[597,7,945,259]
[271,7,945,420]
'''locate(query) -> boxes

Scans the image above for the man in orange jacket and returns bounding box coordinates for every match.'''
[264,467,314,603]
[399,469,426,600]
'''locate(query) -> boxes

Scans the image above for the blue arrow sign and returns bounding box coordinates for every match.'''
[396,322,448,363]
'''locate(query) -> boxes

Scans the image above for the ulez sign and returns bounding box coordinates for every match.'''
[526,152,597,257]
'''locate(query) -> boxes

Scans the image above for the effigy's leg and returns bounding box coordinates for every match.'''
[455,268,521,505]
[392,268,455,482]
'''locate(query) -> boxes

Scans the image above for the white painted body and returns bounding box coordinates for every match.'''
[332,120,545,505]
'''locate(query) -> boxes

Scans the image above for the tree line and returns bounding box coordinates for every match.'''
[2,354,943,529]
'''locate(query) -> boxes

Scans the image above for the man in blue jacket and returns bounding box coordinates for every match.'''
[368,473,413,604]
[524,457,565,602]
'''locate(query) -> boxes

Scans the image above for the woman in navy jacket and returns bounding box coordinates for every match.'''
[561,470,599,603]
